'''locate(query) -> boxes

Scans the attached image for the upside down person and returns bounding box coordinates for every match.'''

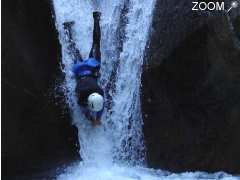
[63,11,103,126]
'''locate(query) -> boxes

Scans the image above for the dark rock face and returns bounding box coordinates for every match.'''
[142,0,240,174]
[146,0,205,67]
[2,0,79,177]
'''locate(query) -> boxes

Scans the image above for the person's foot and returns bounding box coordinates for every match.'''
[63,21,75,29]
[93,11,101,21]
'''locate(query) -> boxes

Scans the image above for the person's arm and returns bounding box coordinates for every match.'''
[87,109,103,126]
[83,109,100,126]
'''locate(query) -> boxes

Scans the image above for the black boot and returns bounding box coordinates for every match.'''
[63,21,75,29]
[93,11,101,21]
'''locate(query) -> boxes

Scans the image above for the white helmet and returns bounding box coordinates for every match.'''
[87,93,104,112]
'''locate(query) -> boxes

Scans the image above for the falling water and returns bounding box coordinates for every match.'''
[53,0,155,165]
[52,0,239,179]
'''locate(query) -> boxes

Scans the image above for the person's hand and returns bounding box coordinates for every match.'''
[92,117,101,127]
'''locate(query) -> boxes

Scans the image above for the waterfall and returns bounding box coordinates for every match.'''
[52,0,239,179]
[53,0,155,166]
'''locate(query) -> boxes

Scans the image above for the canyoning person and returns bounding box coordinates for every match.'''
[63,11,104,126]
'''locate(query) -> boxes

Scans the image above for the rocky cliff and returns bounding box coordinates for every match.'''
[2,0,79,177]
[142,0,240,174]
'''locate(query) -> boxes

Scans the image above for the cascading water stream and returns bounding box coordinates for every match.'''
[53,0,239,179]
[53,0,155,166]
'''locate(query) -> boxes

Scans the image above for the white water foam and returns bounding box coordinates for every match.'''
[53,0,155,166]
[53,0,239,179]
[57,163,238,180]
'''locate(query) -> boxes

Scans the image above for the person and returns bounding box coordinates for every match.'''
[63,11,104,126]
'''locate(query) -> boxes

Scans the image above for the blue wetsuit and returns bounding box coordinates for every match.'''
[72,58,100,77]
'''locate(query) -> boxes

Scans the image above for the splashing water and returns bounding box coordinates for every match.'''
[53,0,239,179]
[53,0,154,166]
[57,164,237,180]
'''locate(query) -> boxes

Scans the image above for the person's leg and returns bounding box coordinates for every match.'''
[63,21,83,62]
[89,12,101,62]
